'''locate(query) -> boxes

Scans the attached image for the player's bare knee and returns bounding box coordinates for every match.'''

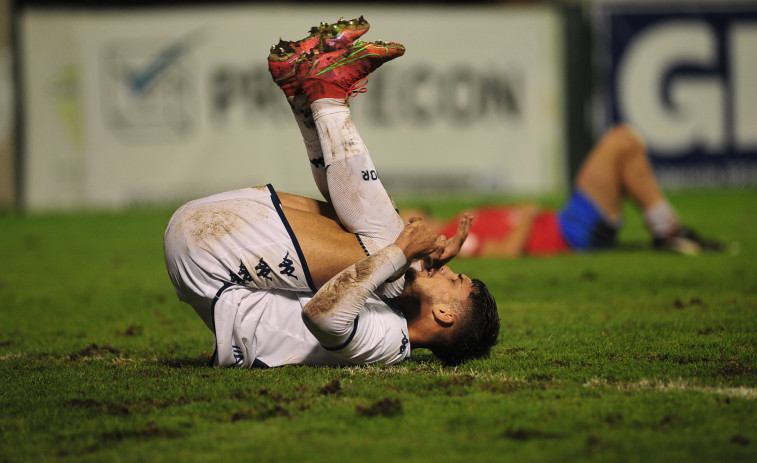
[610,124,646,155]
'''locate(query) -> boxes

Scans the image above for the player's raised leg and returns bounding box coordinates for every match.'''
[268,17,371,201]
[574,125,663,222]
[296,40,406,254]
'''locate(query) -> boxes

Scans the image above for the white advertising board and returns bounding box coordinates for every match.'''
[21,5,565,210]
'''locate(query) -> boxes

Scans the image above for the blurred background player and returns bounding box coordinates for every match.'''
[402,125,724,258]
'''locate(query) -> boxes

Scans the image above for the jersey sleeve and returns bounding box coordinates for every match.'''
[375,260,421,298]
[323,301,411,365]
[301,244,408,357]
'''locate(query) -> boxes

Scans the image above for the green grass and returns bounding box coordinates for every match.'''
[1,189,756,462]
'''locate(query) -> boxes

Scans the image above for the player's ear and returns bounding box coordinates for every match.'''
[432,304,455,327]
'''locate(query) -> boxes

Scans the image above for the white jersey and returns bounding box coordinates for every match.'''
[163,184,411,367]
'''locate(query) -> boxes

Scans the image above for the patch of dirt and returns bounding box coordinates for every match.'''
[503,428,563,440]
[232,389,253,400]
[320,379,341,395]
[68,398,100,408]
[481,380,527,395]
[439,374,474,389]
[717,359,755,378]
[256,388,294,403]
[151,396,212,410]
[641,353,670,362]
[526,373,553,382]
[100,421,183,442]
[67,398,131,416]
[673,297,705,309]
[355,398,403,418]
[69,343,120,361]
[731,435,750,446]
[412,364,436,374]
[230,405,291,422]
[117,325,142,336]
[503,347,527,354]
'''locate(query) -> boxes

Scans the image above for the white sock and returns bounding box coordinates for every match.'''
[644,200,680,238]
[290,94,330,201]
[311,98,404,253]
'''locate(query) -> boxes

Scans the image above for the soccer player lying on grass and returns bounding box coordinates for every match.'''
[401,125,724,258]
[163,17,499,368]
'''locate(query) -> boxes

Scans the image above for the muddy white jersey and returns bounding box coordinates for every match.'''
[212,286,410,367]
[163,184,410,367]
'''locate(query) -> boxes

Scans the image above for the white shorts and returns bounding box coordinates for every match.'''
[163,184,316,330]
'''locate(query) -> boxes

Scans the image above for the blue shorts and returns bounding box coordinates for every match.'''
[558,190,620,251]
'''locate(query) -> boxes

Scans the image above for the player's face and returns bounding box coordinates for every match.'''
[407,265,474,303]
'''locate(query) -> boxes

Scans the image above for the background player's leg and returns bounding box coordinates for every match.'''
[575,125,679,237]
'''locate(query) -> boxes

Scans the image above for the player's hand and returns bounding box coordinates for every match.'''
[422,212,472,269]
[394,218,444,262]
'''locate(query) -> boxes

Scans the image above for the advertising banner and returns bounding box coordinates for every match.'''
[21,5,565,210]
[0,0,14,207]
[598,1,757,188]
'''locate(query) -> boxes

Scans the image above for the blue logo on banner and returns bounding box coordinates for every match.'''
[101,30,203,143]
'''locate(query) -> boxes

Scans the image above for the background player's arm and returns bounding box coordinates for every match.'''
[479,203,541,258]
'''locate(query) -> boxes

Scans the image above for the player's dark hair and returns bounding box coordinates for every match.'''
[430,278,499,366]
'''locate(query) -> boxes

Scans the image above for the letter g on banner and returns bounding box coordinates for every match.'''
[602,4,757,188]
[617,21,724,155]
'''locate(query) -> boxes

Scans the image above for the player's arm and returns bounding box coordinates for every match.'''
[422,212,472,268]
[480,203,541,258]
[400,209,472,270]
[302,219,442,349]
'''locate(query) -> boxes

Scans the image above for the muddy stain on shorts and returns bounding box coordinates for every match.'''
[181,205,242,243]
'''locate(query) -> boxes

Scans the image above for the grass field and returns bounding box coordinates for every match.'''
[1,189,756,462]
